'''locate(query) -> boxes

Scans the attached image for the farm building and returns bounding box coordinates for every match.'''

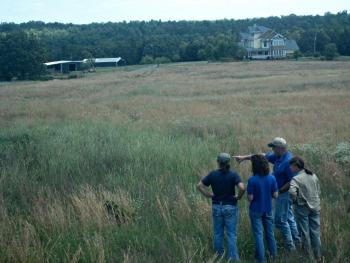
[239,25,300,59]
[84,57,125,67]
[44,60,83,73]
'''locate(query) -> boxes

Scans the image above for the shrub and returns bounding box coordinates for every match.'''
[333,142,350,168]
[324,43,339,60]
[140,55,154,64]
[154,56,171,64]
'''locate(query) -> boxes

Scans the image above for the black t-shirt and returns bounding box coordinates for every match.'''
[202,169,242,205]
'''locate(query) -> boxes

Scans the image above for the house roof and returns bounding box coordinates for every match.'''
[240,32,251,40]
[285,40,299,51]
[259,30,286,40]
[247,25,270,33]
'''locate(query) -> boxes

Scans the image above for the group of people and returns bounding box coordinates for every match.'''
[197,137,322,263]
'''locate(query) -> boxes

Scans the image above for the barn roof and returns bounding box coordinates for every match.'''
[94,57,122,63]
[44,60,82,66]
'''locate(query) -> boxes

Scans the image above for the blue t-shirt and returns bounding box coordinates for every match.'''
[247,174,278,213]
[265,151,294,189]
[202,169,242,205]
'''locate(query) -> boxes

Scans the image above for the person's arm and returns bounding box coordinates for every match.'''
[279,182,290,194]
[289,179,298,202]
[279,164,293,193]
[233,154,253,163]
[236,182,246,201]
[247,178,254,202]
[265,152,276,164]
[197,181,214,198]
[273,191,278,199]
[248,194,254,202]
[234,152,270,163]
[272,176,279,199]
[316,176,321,196]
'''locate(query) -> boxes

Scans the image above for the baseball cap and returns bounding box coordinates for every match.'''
[217,153,231,164]
[267,137,288,148]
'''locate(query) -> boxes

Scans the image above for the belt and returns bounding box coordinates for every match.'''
[212,200,236,206]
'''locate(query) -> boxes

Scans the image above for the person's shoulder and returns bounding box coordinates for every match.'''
[292,171,305,181]
[229,169,239,175]
[284,151,293,161]
[265,152,276,162]
[265,152,275,158]
[231,170,241,179]
[267,174,277,182]
[248,175,257,183]
[208,170,219,177]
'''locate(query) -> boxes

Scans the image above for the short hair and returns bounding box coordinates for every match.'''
[251,154,270,176]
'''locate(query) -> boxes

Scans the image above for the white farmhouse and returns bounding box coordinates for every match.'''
[240,24,299,59]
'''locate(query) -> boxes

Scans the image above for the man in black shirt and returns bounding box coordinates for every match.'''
[197,153,245,261]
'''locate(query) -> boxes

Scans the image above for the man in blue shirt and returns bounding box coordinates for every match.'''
[247,154,278,263]
[197,153,245,261]
[234,137,300,251]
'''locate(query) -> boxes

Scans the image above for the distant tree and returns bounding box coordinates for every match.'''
[236,47,247,60]
[324,43,338,60]
[140,55,154,64]
[0,31,46,81]
[293,50,302,60]
[1,12,350,65]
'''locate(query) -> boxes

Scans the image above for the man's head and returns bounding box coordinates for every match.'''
[217,153,231,170]
[267,137,288,156]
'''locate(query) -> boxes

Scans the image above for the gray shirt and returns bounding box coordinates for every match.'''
[289,170,321,211]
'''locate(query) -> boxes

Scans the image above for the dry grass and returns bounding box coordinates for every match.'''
[0,61,349,262]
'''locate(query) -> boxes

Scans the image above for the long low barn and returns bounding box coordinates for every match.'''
[45,57,125,73]
[44,61,83,73]
[84,57,125,67]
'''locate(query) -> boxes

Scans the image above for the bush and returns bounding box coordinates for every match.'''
[324,43,338,60]
[293,50,302,60]
[333,142,350,167]
[154,56,171,64]
[140,55,154,64]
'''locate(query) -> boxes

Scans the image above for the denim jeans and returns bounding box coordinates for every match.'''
[212,204,240,261]
[249,210,277,263]
[288,200,301,246]
[274,192,300,250]
[294,205,322,260]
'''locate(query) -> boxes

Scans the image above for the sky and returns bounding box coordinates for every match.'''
[0,0,349,24]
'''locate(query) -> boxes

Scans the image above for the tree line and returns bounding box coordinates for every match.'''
[0,11,349,80]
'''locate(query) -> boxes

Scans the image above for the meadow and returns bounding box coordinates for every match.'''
[0,61,349,262]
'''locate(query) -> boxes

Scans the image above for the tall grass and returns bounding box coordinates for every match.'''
[0,121,349,262]
[1,61,350,262]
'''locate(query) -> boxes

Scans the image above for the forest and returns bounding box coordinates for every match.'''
[0,11,349,67]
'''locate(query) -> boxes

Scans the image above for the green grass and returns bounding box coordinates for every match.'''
[1,121,349,262]
[0,61,349,262]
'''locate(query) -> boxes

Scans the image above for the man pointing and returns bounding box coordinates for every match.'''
[234,137,300,251]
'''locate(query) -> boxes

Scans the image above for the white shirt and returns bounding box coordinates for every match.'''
[289,170,321,211]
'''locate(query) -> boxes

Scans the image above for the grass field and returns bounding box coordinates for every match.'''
[0,61,350,262]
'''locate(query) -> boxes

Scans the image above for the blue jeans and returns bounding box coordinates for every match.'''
[249,210,277,263]
[295,205,322,260]
[274,192,300,250]
[212,204,240,261]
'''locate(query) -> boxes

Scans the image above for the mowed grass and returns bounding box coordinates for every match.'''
[0,61,349,262]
